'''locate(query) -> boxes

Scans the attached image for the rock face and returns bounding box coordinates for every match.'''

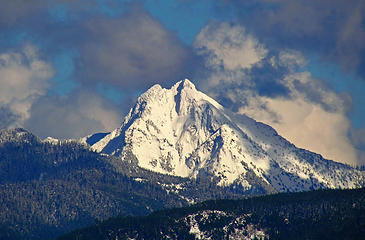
[83,79,365,191]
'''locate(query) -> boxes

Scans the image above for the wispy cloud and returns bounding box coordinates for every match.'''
[0,44,54,128]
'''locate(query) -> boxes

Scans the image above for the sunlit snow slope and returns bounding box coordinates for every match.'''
[82,79,365,192]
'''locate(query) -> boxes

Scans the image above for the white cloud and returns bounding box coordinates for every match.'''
[239,95,358,165]
[0,44,121,139]
[194,22,267,71]
[0,44,54,128]
[236,71,359,165]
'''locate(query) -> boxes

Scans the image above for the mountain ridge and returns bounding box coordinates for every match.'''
[82,79,365,191]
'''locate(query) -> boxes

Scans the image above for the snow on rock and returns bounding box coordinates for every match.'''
[43,136,60,145]
[84,79,365,192]
[0,128,33,144]
[184,210,267,240]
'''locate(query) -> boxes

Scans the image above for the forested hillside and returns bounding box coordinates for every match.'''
[59,188,365,240]
[0,129,260,240]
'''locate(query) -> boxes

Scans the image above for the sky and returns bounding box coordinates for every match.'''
[0,0,364,166]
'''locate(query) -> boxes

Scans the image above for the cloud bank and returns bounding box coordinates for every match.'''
[194,22,363,165]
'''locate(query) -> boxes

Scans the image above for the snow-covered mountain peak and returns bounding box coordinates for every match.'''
[175,79,223,110]
[84,79,365,192]
[136,79,222,115]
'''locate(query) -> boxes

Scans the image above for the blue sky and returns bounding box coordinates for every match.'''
[0,0,364,165]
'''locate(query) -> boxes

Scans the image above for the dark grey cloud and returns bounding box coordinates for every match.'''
[291,76,352,113]
[24,90,122,139]
[0,0,45,27]
[0,0,117,27]
[76,6,195,91]
[231,0,365,79]
[250,57,291,98]
[0,1,197,93]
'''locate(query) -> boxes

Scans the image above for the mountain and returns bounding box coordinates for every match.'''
[0,128,261,240]
[83,79,365,192]
[58,187,365,240]
[1,79,364,239]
